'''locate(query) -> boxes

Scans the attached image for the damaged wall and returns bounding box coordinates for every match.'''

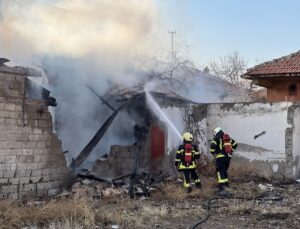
[160,101,300,180]
[206,103,290,179]
[0,69,73,199]
[187,102,300,180]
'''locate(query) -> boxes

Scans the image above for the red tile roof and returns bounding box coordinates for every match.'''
[243,50,300,78]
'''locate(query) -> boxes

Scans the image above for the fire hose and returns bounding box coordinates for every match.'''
[189,191,284,229]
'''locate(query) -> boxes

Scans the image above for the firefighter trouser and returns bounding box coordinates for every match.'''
[216,157,230,189]
[182,169,201,188]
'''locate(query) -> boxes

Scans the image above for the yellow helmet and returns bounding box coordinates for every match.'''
[182,132,193,142]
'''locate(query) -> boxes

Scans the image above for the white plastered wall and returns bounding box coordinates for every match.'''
[206,102,293,177]
[292,106,300,178]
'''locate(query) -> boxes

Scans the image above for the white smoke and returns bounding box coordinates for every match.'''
[0,0,166,165]
[0,0,241,168]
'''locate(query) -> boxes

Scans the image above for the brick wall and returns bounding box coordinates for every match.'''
[0,71,73,199]
[267,79,300,102]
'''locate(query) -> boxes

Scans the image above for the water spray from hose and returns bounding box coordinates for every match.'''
[145,90,182,141]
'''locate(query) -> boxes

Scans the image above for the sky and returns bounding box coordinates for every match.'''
[156,0,300,67]
[1,0,300,69]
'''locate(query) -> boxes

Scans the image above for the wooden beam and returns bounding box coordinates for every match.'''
[253,79,273,88]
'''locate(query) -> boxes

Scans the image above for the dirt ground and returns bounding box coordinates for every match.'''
[1,177,299,229]
[93,179,300,229]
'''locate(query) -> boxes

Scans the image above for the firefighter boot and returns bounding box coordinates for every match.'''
[195,182,202,189]
[218,183,224,192]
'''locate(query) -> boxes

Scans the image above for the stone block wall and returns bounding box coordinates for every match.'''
[92,145,149,178]
[0,71,73,199]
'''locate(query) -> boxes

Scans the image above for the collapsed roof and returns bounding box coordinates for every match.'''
[71,83,196,170]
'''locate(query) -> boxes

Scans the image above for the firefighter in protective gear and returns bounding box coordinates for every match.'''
[175,132,201,193]
[210,127,238,191]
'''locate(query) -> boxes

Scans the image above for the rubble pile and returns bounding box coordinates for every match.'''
[70,172,167,200]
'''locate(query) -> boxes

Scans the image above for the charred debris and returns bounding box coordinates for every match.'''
[70,83,196,198]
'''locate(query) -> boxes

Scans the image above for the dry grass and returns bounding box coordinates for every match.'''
[0,198,95,229]
[158,176,216,201]
[196,155,216,177]
[94,198,147,228]
[229,162,261,180]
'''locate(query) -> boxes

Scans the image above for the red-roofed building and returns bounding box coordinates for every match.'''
[242,51,300,102]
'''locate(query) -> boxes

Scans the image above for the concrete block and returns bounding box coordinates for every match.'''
[8,193,19,200]
[5,118,22,126]
[3,170,15,178]
[28,134,46,142]
[29,177,43,183]
[31,169,42,177]
[37,183,45,190]
[27,163,38,170]
[37,162,47,169]
[36,142,46,148]
[33,149,44,155]
[15,104,22,111]
[22,184,36,192]
[25,142,37,148]
[48,188,59,196]
[42,176,52,182]
[8,178,20,185]
[2,185,18,194]
[37,189,47,197]
[13,133,28,142]
[23,149,34,155]
[0,141,24,149]
[34,155,40,163]
[0,156,5,163]
[41,168,52,176]
[5,156,16,163]
[17,155,33,163]
[16,163,28,170]
[2,125,23,134]
[0,149,10,155]
[32,128,43,134]
[15,169,31,177]
[6,163,17,170]
[11,149,23,156]
[0,178,8,184]
[4,104,15,112]
[19,177,30,184]
[19,191,36,199]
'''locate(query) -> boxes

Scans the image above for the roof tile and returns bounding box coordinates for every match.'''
[244,50,300,77]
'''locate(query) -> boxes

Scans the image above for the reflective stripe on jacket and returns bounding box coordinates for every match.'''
[210,135,238,158]
[175,143,200,169]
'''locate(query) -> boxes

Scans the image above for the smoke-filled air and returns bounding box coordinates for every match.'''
[0,0,238,167]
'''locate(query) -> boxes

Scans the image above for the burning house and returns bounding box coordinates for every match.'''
[71,83,196,179]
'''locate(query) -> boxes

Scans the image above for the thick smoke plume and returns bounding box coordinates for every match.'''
[0,0,240,168]
[0,0,164,165]
[0,0,158,60]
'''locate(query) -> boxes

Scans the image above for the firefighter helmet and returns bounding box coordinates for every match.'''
[183,132,193,142]
[213,127,222,136]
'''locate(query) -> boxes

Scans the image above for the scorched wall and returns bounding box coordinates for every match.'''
[0,70,73,199]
